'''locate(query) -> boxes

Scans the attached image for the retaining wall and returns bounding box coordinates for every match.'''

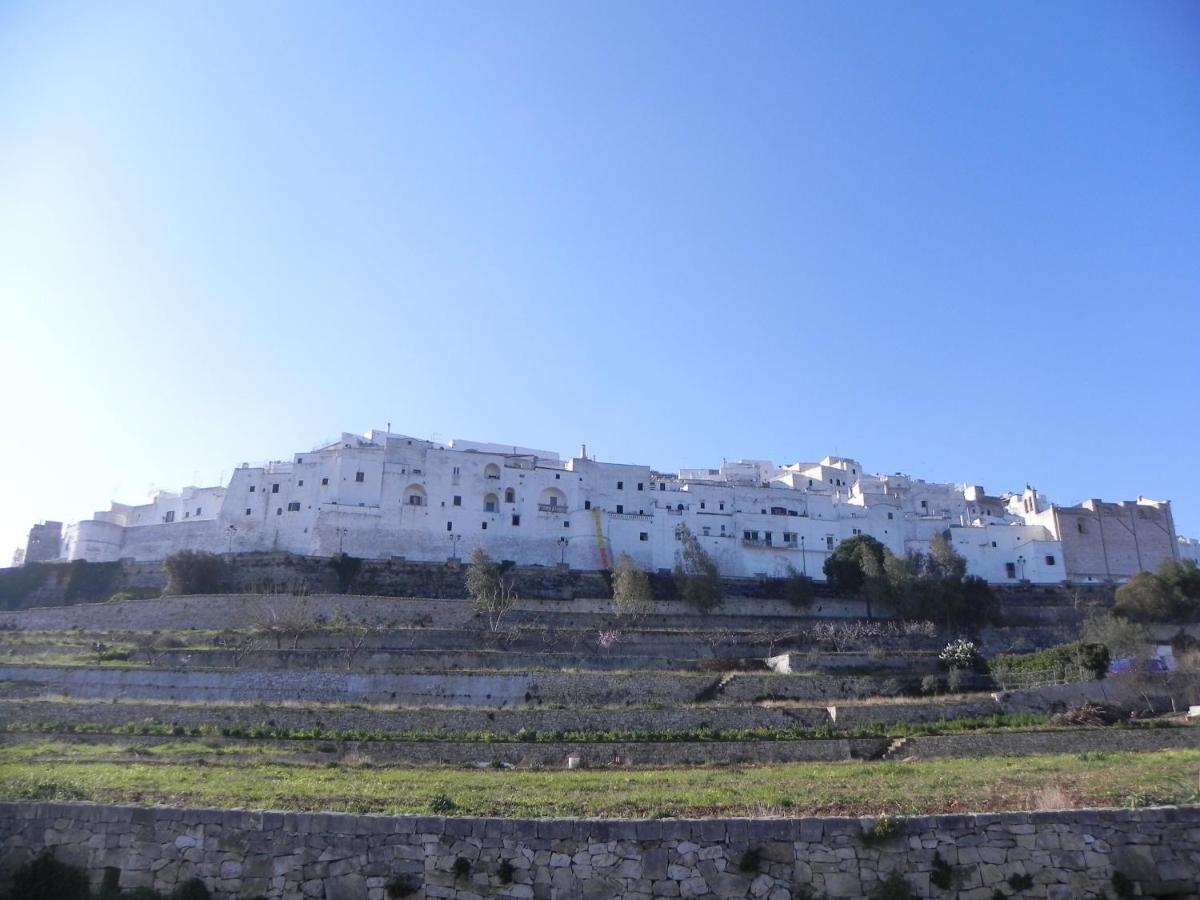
[1,801,1196,899]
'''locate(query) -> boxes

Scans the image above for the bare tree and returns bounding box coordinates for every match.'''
[466,547,519,632]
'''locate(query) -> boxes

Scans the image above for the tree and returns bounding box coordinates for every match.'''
[783,566,816,609]
[673,525,722,612]
[1081,613,1152,660]
[928,532,967,581]
[163,550,225,595]
[466,547,518,631]
[612,553,654,619]
[329,553,363,594]
[1114,562,1200,623]
[822,535,887,595]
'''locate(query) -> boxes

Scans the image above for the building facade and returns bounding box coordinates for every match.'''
[26,429,1189,584]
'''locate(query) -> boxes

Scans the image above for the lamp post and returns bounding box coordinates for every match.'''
[557,537,569,566]
[1017,554,1025,581]
[449,533,462,561]
[226,525,236,553]
[337,527,348,555]
[800,535,807,576]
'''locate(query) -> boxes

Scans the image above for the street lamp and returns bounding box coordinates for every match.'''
[800,535,807,576]
[337,527,348,555]
[1017,555,1025,581]
[557,537,569,566]
[449,533,462,561]
[226,525,236,553]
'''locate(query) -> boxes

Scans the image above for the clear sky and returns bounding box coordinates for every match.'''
[1,1,1198,562]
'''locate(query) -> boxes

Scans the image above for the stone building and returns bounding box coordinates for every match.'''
[22,428,1189,585]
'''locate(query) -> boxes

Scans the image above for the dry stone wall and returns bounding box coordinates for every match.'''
[1,801,1197,900]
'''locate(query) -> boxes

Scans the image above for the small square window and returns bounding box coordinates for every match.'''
[453,495,462,507]
[287,502,301,512]
[244,508,251,516]
[719,502,725,511]
[887,512,893,520]
[639,532,648,541]
[637,482,643,491]
[249,486,256,493]
[298,480,303,487]
[482,522,487,529]
[276,508,282,516]
[584,500,591,510]
[700,501,706,510]
[512,514,520,526]
[272,484,280,494]
[616,505,624,514]
[617,481,624,490]
[1045,555,1056,566]
[355,471,365,483]
[564,520,569,528]
[991,541,997,548]
[555,473,560,480]
[321,477,328,486]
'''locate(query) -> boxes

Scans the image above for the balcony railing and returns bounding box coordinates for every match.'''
[741,538,798,550]
[538,503,566,514]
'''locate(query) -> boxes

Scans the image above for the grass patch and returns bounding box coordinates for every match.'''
[0,749,1196,818]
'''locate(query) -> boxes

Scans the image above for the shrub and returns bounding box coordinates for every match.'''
[497,860,515,884]
[385,874,421,898]
[466,548,518,631]
[673,525,722,612]
[170,878,212,900]
[1114,560,1200,622]
[939,639,979,671]
[921,674,942,695]
[737,847,763,873]
[869,873,918,900]
[163,551,225,595]
[452,857,471,879]
[6,851,91,900]
[861,813,902,846]
[329,553,363,593]
[612,553,654,619]
[429,793,456,814]
[784,568,816,609]
[1006,872,1034,892]
[1081,614,1152,660]
[989,642,1110,688]
[930,850,953,890]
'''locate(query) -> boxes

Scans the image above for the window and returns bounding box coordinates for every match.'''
[164,511,175,523]
[276,508,282,516]
[184,512,189,519]
[452,466,460,476]
[249,486,256,493]
[826,535,834,550]
[453,496,462,507]
[784,532,796,544]
[298,480,303,487]
[700,501,706,510]
[617,481,624,490]
[287,502,300,512]
[765,531,773,544]
[584,500,591,510]
[407,494,424,506]
[920,500,927,509]
[702,526,711,536]
[272,484,280,494]
[505,488,515,503]
[484,494,498,513]
[991,541,997,548]
[447,521,453,532]
[482,522,487,530]
[321,477,328,486]
[660,483,665,491]
[555,473,560,479]
[245,508,251,516]
[637,483,643,491]
[512,514,520,526]
[355,472,365,483]
[616,505,624,514]
[743,531,752,541]
[887,512,893,520]
[1077,521,1087,534]
[639,532,648,541]
[1045,555,1056,566]
[1006,562,1017,579]
[563,520,569,528]
[719,502,725,511]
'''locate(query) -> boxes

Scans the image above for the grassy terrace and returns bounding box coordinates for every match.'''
[2,746,1198,817]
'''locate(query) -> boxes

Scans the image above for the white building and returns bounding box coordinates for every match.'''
[30,429,1190,585]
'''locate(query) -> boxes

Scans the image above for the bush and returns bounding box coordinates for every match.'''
[989,642,1110,688]
[329,553,363,594]
[385,875,421,898]
[784,568,816,609]
[6,851,91,900]
[939,639,979,671]
[170,878,211,900]
[429,793,456,813]
[1114,561,1200,622]
[1081,614,1152,660]
[163,551,225,595]
[612,553,654,619]
[869,873,918,900]
[673,525,722,612]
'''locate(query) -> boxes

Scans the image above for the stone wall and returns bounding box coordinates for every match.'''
[1,801,1197,900]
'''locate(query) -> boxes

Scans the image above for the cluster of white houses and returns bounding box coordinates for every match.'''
[21,429,1198,584]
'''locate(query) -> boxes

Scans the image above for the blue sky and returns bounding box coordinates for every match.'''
[1,1,1198,561]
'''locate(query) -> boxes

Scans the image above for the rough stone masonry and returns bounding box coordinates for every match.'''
[1,802,1198,899]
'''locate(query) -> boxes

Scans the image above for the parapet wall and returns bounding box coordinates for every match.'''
[1,801,1197,900]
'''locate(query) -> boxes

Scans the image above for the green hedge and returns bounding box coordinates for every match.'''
[989,642,1110,685]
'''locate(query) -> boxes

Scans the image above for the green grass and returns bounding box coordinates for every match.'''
[2,749,1197,818]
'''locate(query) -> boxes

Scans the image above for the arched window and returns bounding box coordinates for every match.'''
[403,484,427,507]
[504,488,515,504]
[484,463,501,480]
[484,493,499,513]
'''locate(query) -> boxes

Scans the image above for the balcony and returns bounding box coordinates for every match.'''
[741,538,797,550]
[538,503,567,514]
